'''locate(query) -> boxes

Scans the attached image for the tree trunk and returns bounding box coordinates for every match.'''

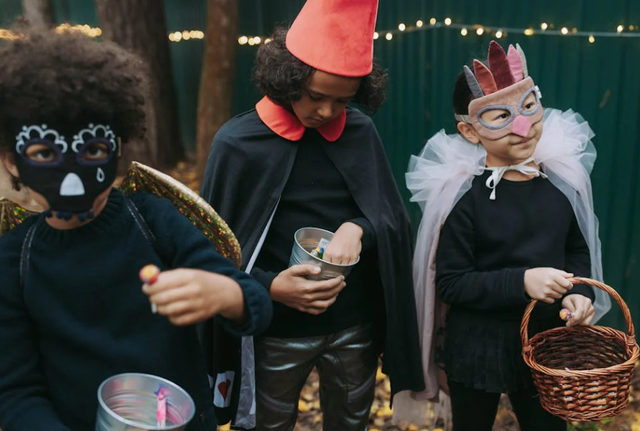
[22,0,54,28]
[196,0,238,181]
[95,0,184,169]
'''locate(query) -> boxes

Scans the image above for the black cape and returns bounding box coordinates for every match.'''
[200,106,425,425]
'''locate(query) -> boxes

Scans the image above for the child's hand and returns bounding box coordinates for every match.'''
[322,222,363,265]
[271,265,346,314]
[562,294,595,326]
[142,268,245,326]
[524,268,573,304]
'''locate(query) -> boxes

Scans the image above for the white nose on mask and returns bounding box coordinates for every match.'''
[59,173,86,196]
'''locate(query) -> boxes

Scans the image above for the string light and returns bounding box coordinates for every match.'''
[6,19,633,45]
[227,19,640,46]
[0,28,20,40]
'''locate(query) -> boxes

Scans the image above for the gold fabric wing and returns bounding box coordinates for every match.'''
[0,198,37,238]
[0,162,242,269]
[119,162,242,268]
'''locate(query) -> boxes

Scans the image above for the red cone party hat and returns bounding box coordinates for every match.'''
[286,0,379,77]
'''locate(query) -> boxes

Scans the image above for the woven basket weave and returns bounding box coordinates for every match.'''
[520,277,639,422]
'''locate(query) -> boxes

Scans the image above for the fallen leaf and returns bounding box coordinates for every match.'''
[298,400,311,412]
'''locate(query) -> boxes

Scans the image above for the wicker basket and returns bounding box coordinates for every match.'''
[520,277,639,422]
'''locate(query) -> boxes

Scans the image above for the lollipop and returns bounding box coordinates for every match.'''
[154,384,167,428]
[140,264,160,284]
[559,308,572,321]
[140,265,161,313]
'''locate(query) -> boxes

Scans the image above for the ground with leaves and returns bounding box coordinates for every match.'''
[216,363,639,431]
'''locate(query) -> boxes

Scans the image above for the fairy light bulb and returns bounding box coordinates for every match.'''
[588,35,595,43]
[495,30,503,38]
[373,32,379,40]
[444,18,452,26]
[541,22,548,30]
[561,27,569,35]
[238,35,248,45]
[461,28,468,36]
[398,23,406,31]
[476,27,484,36]
[416,20,424,28]
[385,32,393,40]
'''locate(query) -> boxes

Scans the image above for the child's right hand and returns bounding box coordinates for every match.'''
[524,268,573,303]
[270,265,346,315]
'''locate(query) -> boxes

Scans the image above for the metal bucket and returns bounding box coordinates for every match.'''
[96,373,195,431]
[289,227,360,281]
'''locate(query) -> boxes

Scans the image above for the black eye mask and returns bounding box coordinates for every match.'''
[14,124,120,221]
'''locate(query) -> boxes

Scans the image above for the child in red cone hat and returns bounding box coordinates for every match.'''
[200,1,424,430]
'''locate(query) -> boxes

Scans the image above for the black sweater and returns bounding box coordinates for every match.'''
[437,171,594,319]
[436,171,595,392]
[0,189,272,431]
[252,128,376,338]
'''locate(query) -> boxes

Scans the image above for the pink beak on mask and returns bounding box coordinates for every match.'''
[511,115,533,138]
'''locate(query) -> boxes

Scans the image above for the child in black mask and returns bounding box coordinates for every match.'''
[0,26,272,431]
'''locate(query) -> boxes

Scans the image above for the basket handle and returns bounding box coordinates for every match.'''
[520,277,636,351]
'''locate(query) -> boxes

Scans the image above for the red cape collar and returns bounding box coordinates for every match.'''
[255,96,346,142]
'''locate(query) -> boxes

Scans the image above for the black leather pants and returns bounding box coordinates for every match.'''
[254,323,377,431]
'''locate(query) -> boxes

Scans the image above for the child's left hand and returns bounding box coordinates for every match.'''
[561,294,595,326]
[142,269,246,326]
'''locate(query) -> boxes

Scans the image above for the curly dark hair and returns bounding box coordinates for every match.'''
[253,27,388,113]
[0,25,148,151]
